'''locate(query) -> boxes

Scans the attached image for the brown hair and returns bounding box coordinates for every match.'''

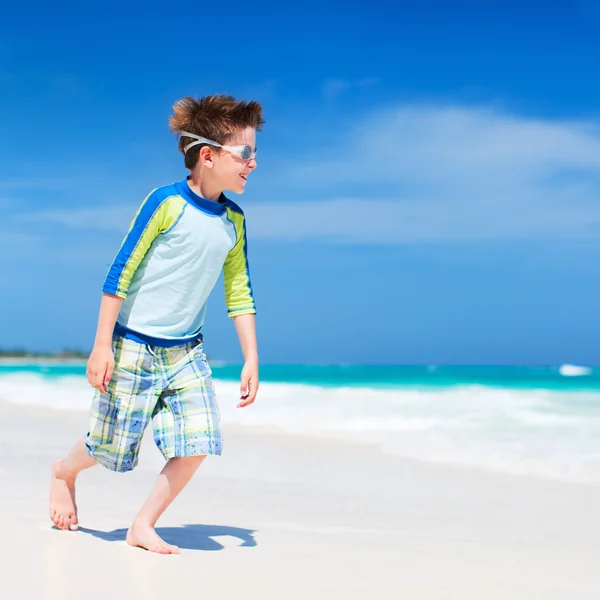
[169,94,265,170]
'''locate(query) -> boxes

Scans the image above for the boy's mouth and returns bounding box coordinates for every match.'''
[240,174,248,181]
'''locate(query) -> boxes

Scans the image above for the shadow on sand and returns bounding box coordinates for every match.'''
[78,524,258,551]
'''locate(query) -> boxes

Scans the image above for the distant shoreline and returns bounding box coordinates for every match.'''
[0,358,88,366]
[0,357,226,367]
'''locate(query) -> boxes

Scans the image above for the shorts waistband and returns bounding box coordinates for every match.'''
[113,323,203,348]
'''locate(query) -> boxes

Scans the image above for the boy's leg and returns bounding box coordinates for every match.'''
[50,438,97,531]
[49,337,164,533]
[126,455,206,554]
[125,340,219,554]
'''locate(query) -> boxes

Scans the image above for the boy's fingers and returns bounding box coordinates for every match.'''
[237,382,258,407]
[91,366,107,394]
[104,363,114,388]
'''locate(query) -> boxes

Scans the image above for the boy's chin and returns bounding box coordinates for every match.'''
[224,179,247,195]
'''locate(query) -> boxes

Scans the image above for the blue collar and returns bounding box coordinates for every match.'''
[176,180,228,215]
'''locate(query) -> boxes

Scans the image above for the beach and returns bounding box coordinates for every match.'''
[2,387,600,599]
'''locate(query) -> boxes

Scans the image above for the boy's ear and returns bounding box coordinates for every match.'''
[199,146,214,168]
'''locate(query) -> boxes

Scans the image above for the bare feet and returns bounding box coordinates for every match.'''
[126,521,181,554]
[49,459,78,531]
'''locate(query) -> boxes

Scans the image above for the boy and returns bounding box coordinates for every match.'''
[49,94,264,554]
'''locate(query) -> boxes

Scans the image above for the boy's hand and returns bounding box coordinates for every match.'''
[86,345,115,395]
[238,360,259,408]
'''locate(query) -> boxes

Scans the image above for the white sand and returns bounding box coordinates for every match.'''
[1,398,600,599]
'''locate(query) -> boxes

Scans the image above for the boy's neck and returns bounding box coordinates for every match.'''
[186,175,223,203]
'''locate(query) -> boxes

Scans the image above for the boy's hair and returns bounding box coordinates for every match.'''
[169,94,265,170]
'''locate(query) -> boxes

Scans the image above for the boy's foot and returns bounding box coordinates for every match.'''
[126,521,181,554]
[49,459,79,531]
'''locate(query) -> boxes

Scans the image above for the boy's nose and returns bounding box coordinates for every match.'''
[247,157,257,170]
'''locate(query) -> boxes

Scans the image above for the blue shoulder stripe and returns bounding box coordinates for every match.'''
[103,185,177,296]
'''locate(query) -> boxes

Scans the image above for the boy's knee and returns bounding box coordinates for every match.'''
[168,454,207,467]
[178,454,206,462]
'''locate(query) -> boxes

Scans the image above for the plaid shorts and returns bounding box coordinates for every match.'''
[84,335,221,472]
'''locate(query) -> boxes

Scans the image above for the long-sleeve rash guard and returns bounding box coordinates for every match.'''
[102,179,256,347]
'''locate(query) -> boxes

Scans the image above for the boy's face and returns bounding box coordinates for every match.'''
[213,126,257,194]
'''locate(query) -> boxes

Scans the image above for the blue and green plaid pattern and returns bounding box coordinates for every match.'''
[85,335,221,472]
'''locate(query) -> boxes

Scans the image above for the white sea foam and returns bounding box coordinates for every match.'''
[2,373,600,484]
[559,364,592,377]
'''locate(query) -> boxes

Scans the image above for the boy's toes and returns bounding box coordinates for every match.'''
[160,540,180,554]
[69,514,79,531]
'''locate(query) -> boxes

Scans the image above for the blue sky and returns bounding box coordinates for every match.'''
[1,0,599,365]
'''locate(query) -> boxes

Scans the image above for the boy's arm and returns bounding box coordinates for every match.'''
[222,210,256,318]
[103,193,183,299]
[233,313,258,407]
[89,192,183,392]
[87,293,122,394]
[223,209,258,406]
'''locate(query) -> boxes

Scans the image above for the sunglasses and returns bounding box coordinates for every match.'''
[181,131,257,161]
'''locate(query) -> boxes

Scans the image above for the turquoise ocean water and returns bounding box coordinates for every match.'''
[1,363,599,483]
[1,363,599,390]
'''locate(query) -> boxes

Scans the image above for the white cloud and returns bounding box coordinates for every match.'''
[288,106,600,185]
[17,206,133,231]
[322,79,352,99]
[259,104,600,243]
[13,103,600,245]
[243,191,600,244]
[322,76,380,99]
